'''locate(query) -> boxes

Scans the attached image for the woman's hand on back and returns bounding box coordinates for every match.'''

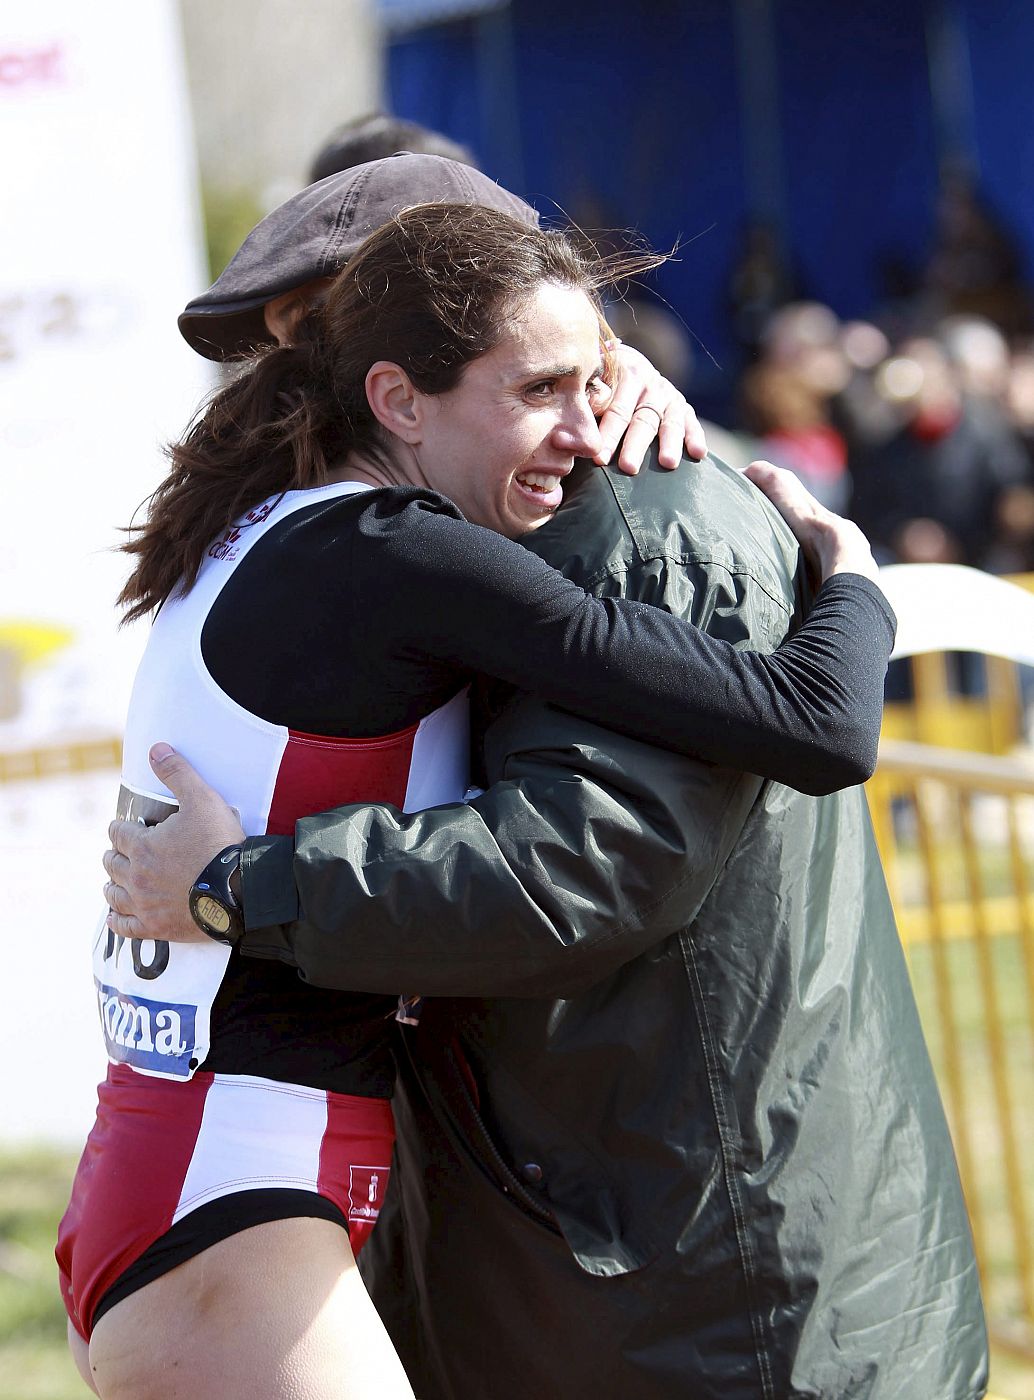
[744,460,881,586]
[593,343,706,474]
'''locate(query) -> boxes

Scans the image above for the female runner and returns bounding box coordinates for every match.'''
[62,202,886,1400]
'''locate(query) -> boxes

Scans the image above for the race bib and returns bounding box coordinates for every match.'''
[92,784,231,1080]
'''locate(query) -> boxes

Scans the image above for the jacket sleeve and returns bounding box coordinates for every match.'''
[238,699,761,998]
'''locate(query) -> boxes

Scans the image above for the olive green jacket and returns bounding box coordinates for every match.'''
[240,457,986,1399]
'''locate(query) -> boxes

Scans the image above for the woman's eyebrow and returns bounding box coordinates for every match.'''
[524,361,606,382]
[523,363,577,380]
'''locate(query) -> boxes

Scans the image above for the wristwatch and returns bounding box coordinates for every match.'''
[189,844,245,945]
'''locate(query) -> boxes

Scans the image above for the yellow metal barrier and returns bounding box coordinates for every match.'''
[882,650,1023,754]
[869,740,1034,1386]
[0,736,122,784]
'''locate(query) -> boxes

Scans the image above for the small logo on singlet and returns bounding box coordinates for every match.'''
[95,978,196,1078]
[348,1164,389,1223]
[208,499,277,562]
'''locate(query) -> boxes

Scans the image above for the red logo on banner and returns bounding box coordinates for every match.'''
[0,45,64,88]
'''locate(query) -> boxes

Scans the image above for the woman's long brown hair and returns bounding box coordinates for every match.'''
[119,203,665,622]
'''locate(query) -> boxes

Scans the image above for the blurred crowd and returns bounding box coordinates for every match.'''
[717,173,1034,578]
[258,115,1034,581]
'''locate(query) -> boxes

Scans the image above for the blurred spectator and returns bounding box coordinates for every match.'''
[852,335,1028,569]
[989,343,1034,573]
[923,168,1033,336]
[933,315,1034,572]
[726,219,801,357]
[605,296,694,395]
[992,480,1034,574]
[873,251,924,342]
[937,314,1012,403]
[308,113,476,183]
[741,361,849,511]
[1007,344,1034,465]
[762,301,848,395]
[739,302,851,510]
[833,318,903,457]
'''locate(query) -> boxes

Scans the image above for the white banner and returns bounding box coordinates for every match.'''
[0,0,210,748]
[0,0,211,1142]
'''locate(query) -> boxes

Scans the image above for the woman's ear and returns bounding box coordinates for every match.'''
[365,361,426,443]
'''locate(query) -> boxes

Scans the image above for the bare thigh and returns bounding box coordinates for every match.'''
[87,1216,414,1400]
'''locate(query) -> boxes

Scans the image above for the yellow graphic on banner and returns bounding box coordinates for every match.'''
[0,620,74,669]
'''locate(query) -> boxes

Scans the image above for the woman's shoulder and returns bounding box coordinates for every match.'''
[352,486,527,574]
[353,484,466,533]
[242,483,467,561]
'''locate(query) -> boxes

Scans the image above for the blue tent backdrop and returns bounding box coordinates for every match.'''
[380,0,1034,419]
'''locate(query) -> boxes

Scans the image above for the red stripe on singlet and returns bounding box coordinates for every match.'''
[57,1064,215,1337]
[317,1092,395,1255]
[265,726,418,836]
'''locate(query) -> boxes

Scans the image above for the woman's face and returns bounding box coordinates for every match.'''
[412,280,605,538]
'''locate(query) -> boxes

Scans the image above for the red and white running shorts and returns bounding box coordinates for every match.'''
[57,1063,395,1340]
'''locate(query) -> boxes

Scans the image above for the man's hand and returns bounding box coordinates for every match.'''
[594,343,706,474]
[103,743,245,943]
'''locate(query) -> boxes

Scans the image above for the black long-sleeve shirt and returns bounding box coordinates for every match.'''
[205,484,891,786]
[199,476,894,1096]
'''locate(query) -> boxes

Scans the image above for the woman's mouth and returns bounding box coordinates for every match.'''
[514,470,566,511]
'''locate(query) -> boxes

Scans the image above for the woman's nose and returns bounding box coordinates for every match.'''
[555,398,603,458]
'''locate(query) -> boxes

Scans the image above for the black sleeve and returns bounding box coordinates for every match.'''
[356,494,896,796]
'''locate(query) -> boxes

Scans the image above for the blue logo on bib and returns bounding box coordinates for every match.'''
[95,978,196,1078]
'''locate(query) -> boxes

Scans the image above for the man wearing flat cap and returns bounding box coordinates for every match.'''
[107,155,987,1399]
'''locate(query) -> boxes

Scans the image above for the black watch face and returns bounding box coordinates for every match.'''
[195,894,232,937]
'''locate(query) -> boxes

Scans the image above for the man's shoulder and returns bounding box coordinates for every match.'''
[528,450,803,624]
